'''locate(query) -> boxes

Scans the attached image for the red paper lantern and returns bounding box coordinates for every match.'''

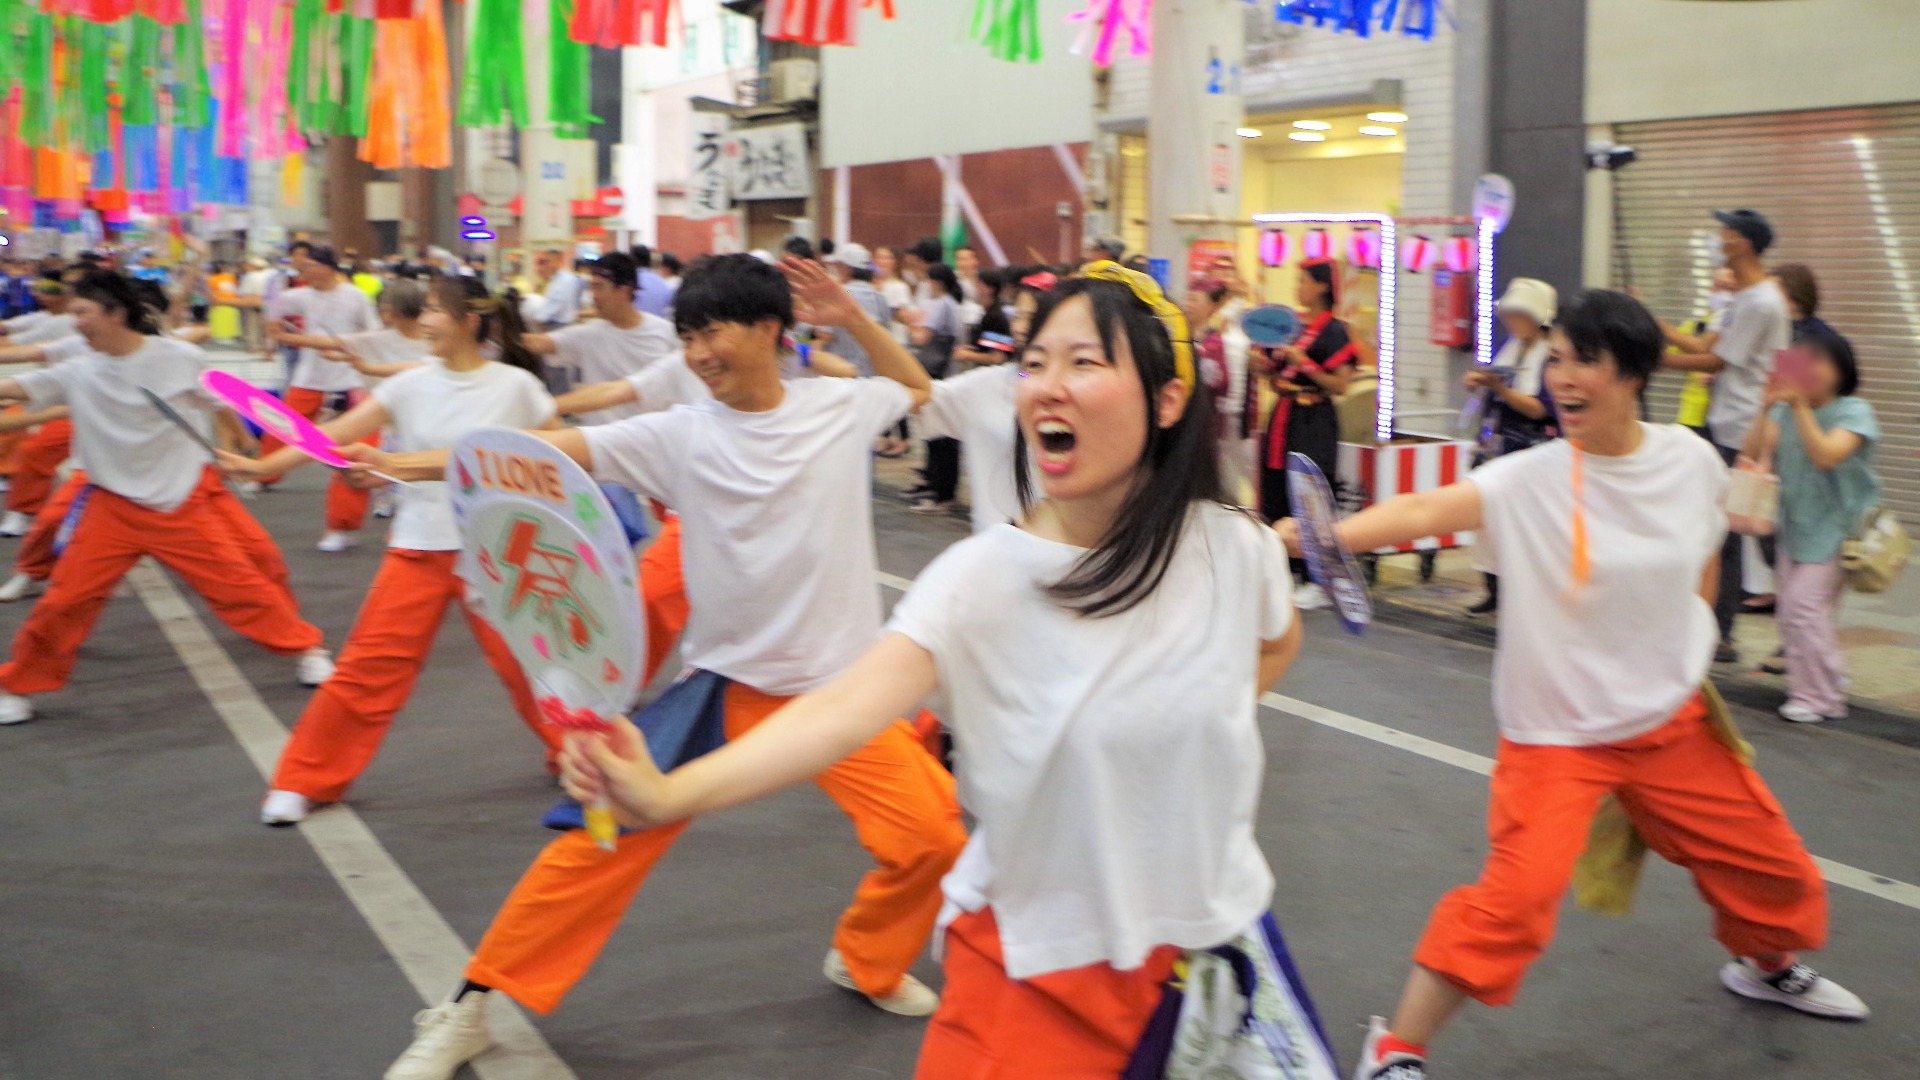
[1403,234,1436,274]
[1442,235,1476,274]
[1346,228,1381,269]
[1301,227,1331,261]
[1258,229,1291,268]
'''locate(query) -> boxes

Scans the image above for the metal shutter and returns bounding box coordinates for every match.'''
[1612,103,1920,521]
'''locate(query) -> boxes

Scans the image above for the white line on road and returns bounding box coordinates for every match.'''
[129,561,578,1080]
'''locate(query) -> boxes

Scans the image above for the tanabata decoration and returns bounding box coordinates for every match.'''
[1301,227,1332,261]
[969,0,1042,63]
[1275,0,1441,41]
[1346,227,1381,269]
[1442,234,1475,274]
[568,0,679,48]
[449,429,649,854]
[1258,228,1290,268]
[549,0,601,140]
[458,0,529,128]
[1067,0,1151,67]
[1402,233,1436,274]
[763,0,895,47]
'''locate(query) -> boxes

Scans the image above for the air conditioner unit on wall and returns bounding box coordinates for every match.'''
[768,58,819,104]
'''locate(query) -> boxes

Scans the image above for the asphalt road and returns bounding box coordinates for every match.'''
[1,469,1915,1080]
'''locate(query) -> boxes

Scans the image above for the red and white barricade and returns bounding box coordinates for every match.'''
[1335,438,1476,554]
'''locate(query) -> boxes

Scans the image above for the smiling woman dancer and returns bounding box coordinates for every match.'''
[1293,290,1867,1080]
[222,276,566,825]
[554,263,1321,1078]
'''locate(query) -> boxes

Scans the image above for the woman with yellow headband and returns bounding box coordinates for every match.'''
[1287,289,1862,1080]
[223,275,570,827]
[552,263,1341,1077]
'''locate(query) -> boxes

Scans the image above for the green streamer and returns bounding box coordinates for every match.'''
[122,15,160,126]
[172,0,211,129]
[80,19,112,155]
[457,0,528,128]
[969,0,1043,63]
[342,15,374,139]
[18,9,53,147]
[0,0,18,102]
[549,0,599,139]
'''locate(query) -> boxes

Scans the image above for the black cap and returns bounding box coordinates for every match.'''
[1712,210,1774,255]
[306,244,342,271]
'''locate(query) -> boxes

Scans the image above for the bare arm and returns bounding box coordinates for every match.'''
[218,397,392,479]
[0,405,68,433]
[1662,351,1727,374]
[782,259,933,407]
[1278,479,1485,556]
[1740,407,1779,466]
[1303,362,1355,397]
[1257,617,1303,695]
[560,633,938,828]
[340,425,591,484]
[553,378,640,417]
[1787,402,1866,471]
[522,331,559,356]
[0,344,49,365]
[805,349,859,379]
[1699,553,1720,607]
[1659,316,1719,355]
[0,377,31,403]
[213,409,258,454]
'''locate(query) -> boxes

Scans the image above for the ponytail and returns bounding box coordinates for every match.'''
[432,276,544,379]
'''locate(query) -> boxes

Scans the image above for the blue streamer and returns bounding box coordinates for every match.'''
[123,124,160,192]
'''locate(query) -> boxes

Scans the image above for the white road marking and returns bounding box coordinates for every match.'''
[129,561,578,1080]
[875,573,1920,914]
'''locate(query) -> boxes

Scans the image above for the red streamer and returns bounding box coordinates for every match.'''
[570,0,679,48]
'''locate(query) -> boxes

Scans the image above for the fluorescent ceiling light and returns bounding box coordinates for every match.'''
[1359,125,1398,137]
[1288,131,1326,143]
[1366,111,1409,123]
[1236,127,1263,139]
[1292,120,1332,131]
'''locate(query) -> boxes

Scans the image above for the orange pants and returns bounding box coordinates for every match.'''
[916,907,1179,1079]
[0,468,323,695]
[258,386,375,532]
[465,682,966,1014]
[272,548,564,802]
[637,514,685,687]
[0,410,25,476]
[5,416,73,515]
[15,472,88,581]
[1414,696,1828,1006]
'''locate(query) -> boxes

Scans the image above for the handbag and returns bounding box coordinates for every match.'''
[1725,457,1779,537]
[1841,506,1909,593]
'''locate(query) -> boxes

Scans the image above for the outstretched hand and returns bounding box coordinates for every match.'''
[780,257,865,329]
[215,448,267,480]
[1274,517,1303,558]
[336,442,396,490]
[558,718,676,829]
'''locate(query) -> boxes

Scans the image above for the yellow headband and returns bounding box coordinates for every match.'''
[1075,260,1195,392]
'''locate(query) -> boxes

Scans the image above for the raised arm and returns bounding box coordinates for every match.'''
[781,258,932,407]
[560,633,938,828]
[553,378,639,417]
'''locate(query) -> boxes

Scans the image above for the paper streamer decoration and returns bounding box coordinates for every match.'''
[1067,0,1151,67]
[458,0,529,127]
[199,370,356,468]
[1442,235,1475,273]
[568,0,680,48]
[1275,0,1438,40]
[1259,229,1290,269]
[969,0,1043,63]
[763,0,894,47]
[362,0,451,168]
[549,0,600,139]
[449,429,649,853]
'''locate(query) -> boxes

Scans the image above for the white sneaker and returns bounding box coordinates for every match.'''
[823,948,940,1017]
[1720,959,1870,1020]
[236,480,265,497]
[1293,582,1331,611]
[1353,1015,1426,1080]
[0,692,33,725]
[260,789,312,826]
[1778,702,1839,725]
[297,647,335,687]
[316,530,358,553]
[384,993,495,1080]
[0,572,41,602]
[909,498,955,516]
[0,510,30,537]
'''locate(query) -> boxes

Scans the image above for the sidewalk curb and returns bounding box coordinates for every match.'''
[1368,595,1920,750]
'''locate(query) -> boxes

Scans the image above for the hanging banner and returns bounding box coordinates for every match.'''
[725,123,812,202]
[686,115,731,221]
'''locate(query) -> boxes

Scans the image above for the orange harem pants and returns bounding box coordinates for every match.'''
[0,468,322,695]
[5,416,73,516]
[1413,694,1828,1006]
[638,514,685,686]
[464,681,967,1013]
[916,907,1180,1080]
[257,386,376,532]
[271,548,566,802]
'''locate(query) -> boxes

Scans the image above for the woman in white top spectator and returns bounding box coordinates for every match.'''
[1460,277,1557,616]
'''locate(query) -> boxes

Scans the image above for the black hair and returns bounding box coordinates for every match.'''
[590,251,640,291]
[782,235,816,261]
[660,252,682,275]
[73,270,161,334]
[908,237,944,266]
[850,266,876,283]
[976,267,1007,304]
[629,244,654,269]
[1013,278,1222,618]
[432,276,543,379]
[1554,288,1664,387]
[925,263,964,301]
[818,238,836,257]
[672,253,793,334]
[1796,326,1860,397]
[129,278,171,322]
[288,240,314,257]
[1300,259,1338,311]
[1123,255,1152,275]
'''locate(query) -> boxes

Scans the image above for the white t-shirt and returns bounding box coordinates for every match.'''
[337,327,431,390]
[915,365,1022,533]
[548,315,678,424]
[16,336,218,512]
[270,284,379,392]
[1495,335,1552,398]
[5,312,77,345]
[1469,423,1726,746]
[371,362,556,550]
[37,335,90,364]
[621,354,708,415]
[1705,279,1790,447]
[582,377,914,695]
[887,505,1293,979]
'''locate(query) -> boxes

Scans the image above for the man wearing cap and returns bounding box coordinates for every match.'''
[816,244,895,377]
[522,252,677,424]
[1657,209,1791,664]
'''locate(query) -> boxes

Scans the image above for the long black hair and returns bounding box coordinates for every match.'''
[925,262,964,302]
[1797,325,1860,397]
[73,269,161,335]
[1300,258,1338,311]
[1014,278,1223,618]
[432,275,542,378]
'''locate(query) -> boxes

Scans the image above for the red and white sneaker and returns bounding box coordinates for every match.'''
[1354,1016,1426,1080]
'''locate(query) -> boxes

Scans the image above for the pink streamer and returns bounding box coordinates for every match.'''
[1066,0,1151,67]
[217,0,248,157]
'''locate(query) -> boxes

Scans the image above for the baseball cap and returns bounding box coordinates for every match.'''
[824,242,872,269]
[1712,209,1774,255]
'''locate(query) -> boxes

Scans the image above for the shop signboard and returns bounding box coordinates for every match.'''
[687,117,731,221]
[1471,173,1516,234]
[726,123,812,202]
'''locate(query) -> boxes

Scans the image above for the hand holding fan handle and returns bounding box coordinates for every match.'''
[541,696,623,851]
